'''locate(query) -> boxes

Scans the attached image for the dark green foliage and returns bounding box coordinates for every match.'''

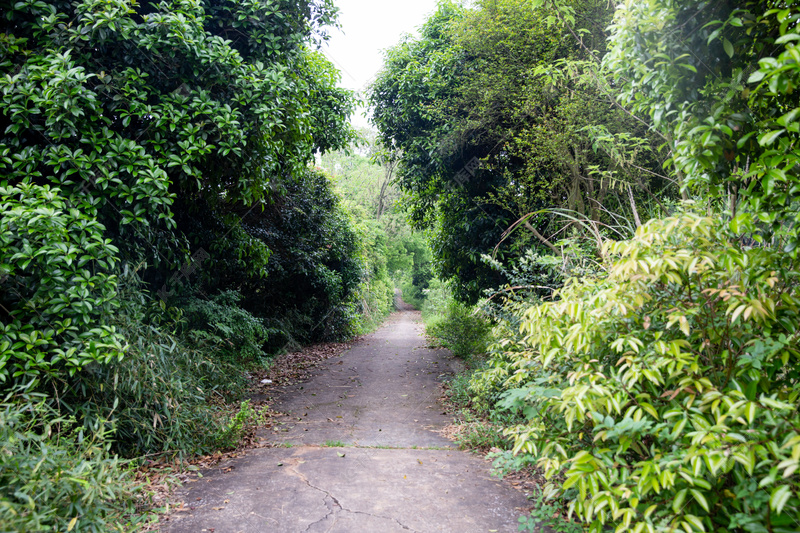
[606,0,800,254]
[177,290,273,364]
[0,0,381,530]
[0,391,136,532]
[369,0,668,302]
[175,168,366,347]
[0,0,356,383]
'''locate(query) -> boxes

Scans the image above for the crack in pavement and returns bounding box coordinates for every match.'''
[164,309,531,532]
[290,459,422,533]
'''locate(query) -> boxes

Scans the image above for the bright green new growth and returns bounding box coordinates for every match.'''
[486,212,800,532]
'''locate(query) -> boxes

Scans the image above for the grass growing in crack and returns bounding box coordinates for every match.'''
[322,440,347,447]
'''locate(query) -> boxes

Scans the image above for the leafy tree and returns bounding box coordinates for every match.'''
[369,0,671,302]
[603,0,800,252]
[319,136,434,309]
[0,0,355,385]
[472,2,800,531]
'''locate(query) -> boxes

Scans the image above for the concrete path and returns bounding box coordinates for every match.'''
[164,307,530,532]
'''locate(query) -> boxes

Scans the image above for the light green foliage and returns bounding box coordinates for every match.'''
[494,213,800,532]
[394,232,433,309]
[426,300,490,361]
[604,2,800,253]
[0,183,123,382]
[319,139,430,320]
[348,216,394,333]
[319,134,401,220]
[423,279,490,361]
[0,392,137,532]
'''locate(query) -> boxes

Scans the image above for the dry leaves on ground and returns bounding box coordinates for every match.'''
[137,341,354,529]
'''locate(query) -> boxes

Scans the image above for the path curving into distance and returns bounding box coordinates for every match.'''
[165,303,530,532]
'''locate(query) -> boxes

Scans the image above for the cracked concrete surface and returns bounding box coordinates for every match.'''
[164,306,531,532]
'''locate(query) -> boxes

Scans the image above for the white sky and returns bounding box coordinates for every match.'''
[322,0,441,130]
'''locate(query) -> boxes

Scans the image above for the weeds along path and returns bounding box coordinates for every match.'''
[164,306,530,532]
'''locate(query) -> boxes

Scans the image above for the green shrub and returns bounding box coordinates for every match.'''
[0,183,124,384]
[497,213,800,532]
[0,391,137,532]
[420,278,452,320]
[214,400,262,450]
[427,298,491,360]
[178,290,273,364]
[518,489,585,533]
[452,411,512,452]
[444,371,476,411]
[68,280,250,458]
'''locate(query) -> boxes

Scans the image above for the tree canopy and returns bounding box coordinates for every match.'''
[369,0,673,301]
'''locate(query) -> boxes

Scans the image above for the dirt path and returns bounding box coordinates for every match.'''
[164,307,530,532]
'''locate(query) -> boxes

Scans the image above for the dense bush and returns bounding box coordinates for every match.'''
[390,232,433,309]
[66,279,252,458]
[0,391,136,532]
[177,290,273,364]
[0,0,381,530]
[487,213,800,532]
[423,280,491,360]
[0,183,124,383]
[172,168,375,347]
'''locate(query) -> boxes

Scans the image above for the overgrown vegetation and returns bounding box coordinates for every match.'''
[6,0,800,529]
[0,0,396,529]
[0,392,137,532]
[372,0,800,531]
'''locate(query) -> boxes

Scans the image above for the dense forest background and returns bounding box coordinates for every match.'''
[3,0,800,531]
